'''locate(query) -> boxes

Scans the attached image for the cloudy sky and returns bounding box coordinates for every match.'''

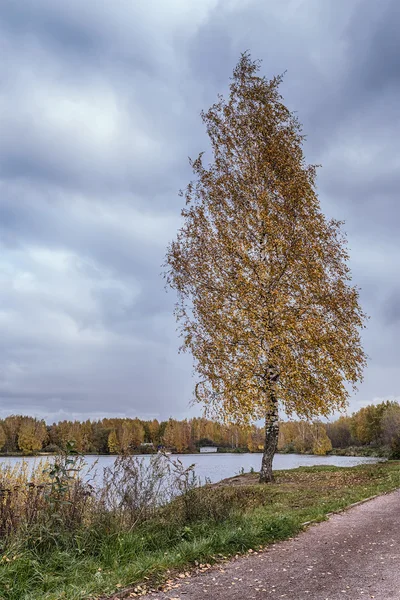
[0,0,399,424]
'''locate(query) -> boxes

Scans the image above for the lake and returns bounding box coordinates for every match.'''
[0,453,382,486]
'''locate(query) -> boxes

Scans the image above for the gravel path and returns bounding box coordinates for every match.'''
[141,490,400,600]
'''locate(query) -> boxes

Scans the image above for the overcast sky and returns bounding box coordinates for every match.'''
[0,0,399,424]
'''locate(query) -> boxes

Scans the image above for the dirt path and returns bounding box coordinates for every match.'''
[141,490,400,600]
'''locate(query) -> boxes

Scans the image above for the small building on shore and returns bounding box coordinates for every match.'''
[199,446,218,453]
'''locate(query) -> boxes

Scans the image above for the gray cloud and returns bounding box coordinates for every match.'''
[0,0,399,422]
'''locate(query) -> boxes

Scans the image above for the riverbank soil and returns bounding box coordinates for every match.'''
[141,489,400,600]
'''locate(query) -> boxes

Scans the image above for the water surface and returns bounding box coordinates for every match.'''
[0,453,382,485]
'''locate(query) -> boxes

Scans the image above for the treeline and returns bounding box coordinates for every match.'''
[278,421,333,455]
[1,400,399,457]
[278,400,400,458]
[0,416,265,456]
[325,400,400,457]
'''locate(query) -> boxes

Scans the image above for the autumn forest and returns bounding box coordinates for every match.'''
[1,400,399,457]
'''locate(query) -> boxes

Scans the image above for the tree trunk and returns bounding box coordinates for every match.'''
[259,386,279,483]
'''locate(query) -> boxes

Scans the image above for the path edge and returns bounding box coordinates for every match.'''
[102,487,400,600]
[300,490,397,527]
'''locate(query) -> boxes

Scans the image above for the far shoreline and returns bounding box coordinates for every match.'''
[0,448,388,459]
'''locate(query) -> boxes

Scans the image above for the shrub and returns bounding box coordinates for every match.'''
[0,459,50,538]
[0,448,201,551]
[389,437,400,460]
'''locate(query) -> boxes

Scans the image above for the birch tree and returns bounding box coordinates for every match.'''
[165,52,368,482]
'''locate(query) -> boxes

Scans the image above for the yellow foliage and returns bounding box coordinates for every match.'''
[312,426,333,455]
[17,418,47,455]
[165,52,367,432]
[0,459,51,530]
[108,430,120,454]
[0,425,5,451]
[0,459,50,488]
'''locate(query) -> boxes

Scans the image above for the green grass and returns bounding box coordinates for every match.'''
[0,461,399,600]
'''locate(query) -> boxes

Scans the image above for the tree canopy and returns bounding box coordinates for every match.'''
[165,52,368,481]
[0,406,399,459]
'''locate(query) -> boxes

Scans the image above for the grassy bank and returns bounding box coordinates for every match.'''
[0,460,399,600]
[329,445,391,458]
[277,446,392,458]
